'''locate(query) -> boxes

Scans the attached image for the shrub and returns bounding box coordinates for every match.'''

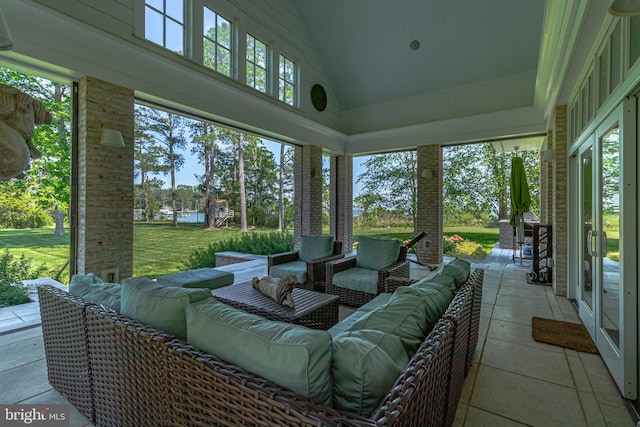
[185,231,294,269]
[442,234,485,259]
[0,192,53,229]
[0,250,49,308]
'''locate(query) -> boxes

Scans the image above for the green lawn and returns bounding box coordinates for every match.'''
[0,222,502,283]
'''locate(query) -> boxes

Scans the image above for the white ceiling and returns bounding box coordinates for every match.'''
[293,0,545,111]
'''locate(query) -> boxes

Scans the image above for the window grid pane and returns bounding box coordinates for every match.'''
[246,34,268,92]
[145,1,184,53]
[203,7,233,76]
[279,55,295,105]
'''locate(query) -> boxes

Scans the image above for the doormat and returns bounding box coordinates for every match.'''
[531,316,598,354]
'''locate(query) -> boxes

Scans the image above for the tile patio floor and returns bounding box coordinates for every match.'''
[0,247,637,426]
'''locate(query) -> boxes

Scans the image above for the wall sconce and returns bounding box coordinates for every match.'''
[609,0,640,16]
[100,129,125,147]
[542,148,555,163]
[421,168,434,179]
[0,7,14,51]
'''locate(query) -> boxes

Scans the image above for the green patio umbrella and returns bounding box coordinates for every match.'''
[510,156,531,264]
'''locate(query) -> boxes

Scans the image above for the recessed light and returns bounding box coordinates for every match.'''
[410,40,420,50]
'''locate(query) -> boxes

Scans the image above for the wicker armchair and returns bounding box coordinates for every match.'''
[268,237,343,292]
[326,237,410,307]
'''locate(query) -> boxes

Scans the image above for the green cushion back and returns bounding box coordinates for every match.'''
[186,299,334,406]
[398,285,454,330]
[156,268,234,289]
[348,290,428,356]
[69,273,122,312]
[424,273,457,293]
[298,235,334,262]
[332,329,409,416]
[120,276,210,339]
[355,236,401,270]
[441,257,471,288]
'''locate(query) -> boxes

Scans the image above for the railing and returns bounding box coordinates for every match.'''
[215,210,234,228]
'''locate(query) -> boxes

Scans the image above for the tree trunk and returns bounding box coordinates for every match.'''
[238,133,248,232]
[53,210,65,236]
[278,143,285,231]
[203,125,217,228]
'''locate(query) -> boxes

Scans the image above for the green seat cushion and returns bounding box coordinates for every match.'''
[441,258,471,288]
[355,236,401,271]
[186,299,333,405]
[298,235,334,262]
[269,260,307,284]
[332,267,379,295]
[156,268,234,289]
[69,273,122,312]
[348,290,429,356]
[332,329,409,416]
[121,276,210,339]
[358,293,393,313]
[328,309,368,339]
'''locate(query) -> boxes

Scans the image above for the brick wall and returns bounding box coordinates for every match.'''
[77,76,134,280]
[294,145,323,247]
[416,145,443,264]
[330,155,353,253]
[552,106,567,295]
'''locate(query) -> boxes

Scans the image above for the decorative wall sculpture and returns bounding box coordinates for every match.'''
[0,84,52,180]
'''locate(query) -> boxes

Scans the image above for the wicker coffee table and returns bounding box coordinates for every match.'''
[210,280,339,329]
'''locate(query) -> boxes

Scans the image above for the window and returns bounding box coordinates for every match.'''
[203,7,232,77]
[145,0,184,54]
[278,55,296,106]
[246,34,268,93]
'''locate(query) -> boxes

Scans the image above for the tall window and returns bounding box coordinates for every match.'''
[145,0,184,54]
[278,55,296,106]
[203,7,232,77]
[246,34,267,93]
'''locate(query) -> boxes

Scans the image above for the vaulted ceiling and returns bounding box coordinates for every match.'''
[293,0,545,111]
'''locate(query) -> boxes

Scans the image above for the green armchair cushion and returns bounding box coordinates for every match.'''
[355,236,401,271]
[269,260,307,283]
[332,329,409,416]
[441,257,471,288]
[186,298,333,406]
[331,267,379,295]
[120,276,210,339]
[298,235,334,262]
[69,273,122,312]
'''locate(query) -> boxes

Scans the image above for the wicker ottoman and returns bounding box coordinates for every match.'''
[157,268,234,290]
[211,280,339,329]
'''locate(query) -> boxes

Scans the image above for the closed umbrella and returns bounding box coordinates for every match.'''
[510,156,531,264]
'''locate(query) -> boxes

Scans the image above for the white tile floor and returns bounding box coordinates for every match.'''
[0,251,637,426]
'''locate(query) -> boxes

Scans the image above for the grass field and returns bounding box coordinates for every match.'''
[0,222,502,282]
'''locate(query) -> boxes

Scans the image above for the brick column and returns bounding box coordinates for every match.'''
[416,145,443,264]
[540,129,554,223]
[293,145,323,247]
[330,155,353,254]
[77,76,134,280]
[552,106,567,295]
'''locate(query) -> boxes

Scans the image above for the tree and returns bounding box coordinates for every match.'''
[136,106,190,227]
[356,151,418,228]
[191,121,218,228]
[0,69,71,228]
[237,132,247,231]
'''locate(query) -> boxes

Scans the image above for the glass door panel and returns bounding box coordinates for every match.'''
[580,146,593,313]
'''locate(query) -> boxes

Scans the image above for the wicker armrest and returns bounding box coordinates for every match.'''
[377,260,411,294]
[385,275,418,293]
[326,256,356,284]
[267,251,299,268]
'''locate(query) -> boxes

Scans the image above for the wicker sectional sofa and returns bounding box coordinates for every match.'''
[38,264,484,427]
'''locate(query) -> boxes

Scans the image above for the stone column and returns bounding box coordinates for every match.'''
[416,145,443,264]
[540,129,554,224]
[330,155,353,254]
[293,144,323,247]
[552,106,567,296]
[77,76,134,281]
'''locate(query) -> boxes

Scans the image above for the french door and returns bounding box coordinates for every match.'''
[573,99,637,399]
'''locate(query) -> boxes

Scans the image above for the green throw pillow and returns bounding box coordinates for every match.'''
[398,285,454,330]
[121,276,210,339]
[298,235,334,262]
[186,299,334,406]
[355,236,401,271]
[348,290,428,356]
[69,273,122,312]
[332,329,409,416]
[441,258,471,288]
